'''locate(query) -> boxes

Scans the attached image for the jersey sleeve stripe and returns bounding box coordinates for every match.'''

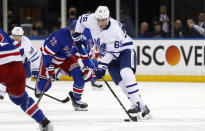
[0,51,21,58]
[43,46,55,55]
[122,42,133,47]
[52,56,65,62]
[28,51,38,61]
[31,56,39,63]
[15,43,21,47]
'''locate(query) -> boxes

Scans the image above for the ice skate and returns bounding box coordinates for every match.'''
[128,102,141,113]
[128,102,152,119]
[69,91,88,111]
[39,117,54,131]
[141,105,152,119]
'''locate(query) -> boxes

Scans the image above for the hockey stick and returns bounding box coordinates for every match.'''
[26,85,70,104]
[81,47,137,122]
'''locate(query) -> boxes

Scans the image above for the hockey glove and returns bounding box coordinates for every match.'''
[46,65,55,81]
[72,33,86,47]
[95,68,106,79]
[32,70,39,79]
[82,66,97,82]
[95,62,107,79]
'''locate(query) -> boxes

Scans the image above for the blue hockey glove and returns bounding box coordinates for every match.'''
[46,65,55,81]
[95,62,107,79]
[72,33,88,54]
[32,70,39,79]
[95,68,106,79]
[72,33,86,47]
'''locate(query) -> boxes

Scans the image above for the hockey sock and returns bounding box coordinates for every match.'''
[9,91,45,122]
[120,67,145,108]
[70,67,85,101]
[118,80,128,96]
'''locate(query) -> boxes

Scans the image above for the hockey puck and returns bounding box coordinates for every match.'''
[124,119,131,122]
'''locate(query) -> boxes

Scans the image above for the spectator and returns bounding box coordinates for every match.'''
[31,20,49,37]
[197,13,205,37]
[139,22,152,38]
[120,6,136,38]
[153,5,170,34]
[8,10,17,34]
[187,18,205,37]
[67,6,78,29]
[198,13,205,28]
[25,16,34,24]
[184,18,203,38]
[174,19,185,38]
[152,21,168,38]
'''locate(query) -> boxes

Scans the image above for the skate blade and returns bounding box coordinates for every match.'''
[139,114,153,120]
[143,114,153,119]
[130,113,153,120]
[74,107,88,111]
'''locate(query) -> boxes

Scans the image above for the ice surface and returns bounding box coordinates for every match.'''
[1,81,205,131]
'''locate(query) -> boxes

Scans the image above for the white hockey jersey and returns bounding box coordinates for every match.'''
[75,13,133,64]
[10,36,40,71]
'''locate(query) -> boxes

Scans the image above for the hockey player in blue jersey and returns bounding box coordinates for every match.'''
[0,28,53,131]
[73,6,151,118]
[56,19,103,88]
[35,27,95,111]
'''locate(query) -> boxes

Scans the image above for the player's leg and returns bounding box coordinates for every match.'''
[60,57,88,111]
[0,62,53,130]
[108,60,128,95]
[23,61,32,84]
[35,58,52,98]
[119,49,150,117]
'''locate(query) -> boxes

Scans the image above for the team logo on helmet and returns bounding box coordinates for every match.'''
[0,34,4,43]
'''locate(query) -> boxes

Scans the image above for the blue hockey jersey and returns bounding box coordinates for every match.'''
[41,28,75,66]
[0,28,23,65]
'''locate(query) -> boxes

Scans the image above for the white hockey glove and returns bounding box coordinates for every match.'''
[46,65,55,81]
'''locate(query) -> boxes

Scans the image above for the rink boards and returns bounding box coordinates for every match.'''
[32,39,205,82]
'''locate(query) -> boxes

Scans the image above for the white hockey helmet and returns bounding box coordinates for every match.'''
[12,27,24,36]
[94,6,110,19]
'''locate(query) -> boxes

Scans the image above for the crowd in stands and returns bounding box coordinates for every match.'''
[3,5,205,39]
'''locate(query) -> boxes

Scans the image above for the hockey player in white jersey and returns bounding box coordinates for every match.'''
[72,6,150,118]
[11,27,40,82]
[0,27,40,99]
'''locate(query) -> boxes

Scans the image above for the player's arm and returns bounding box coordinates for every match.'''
[6,32,24,56]
[41,35,60,67]
[72,14,96,68]
[41,34,61,80]
[24,37,40,79]
[95,52,115,79]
